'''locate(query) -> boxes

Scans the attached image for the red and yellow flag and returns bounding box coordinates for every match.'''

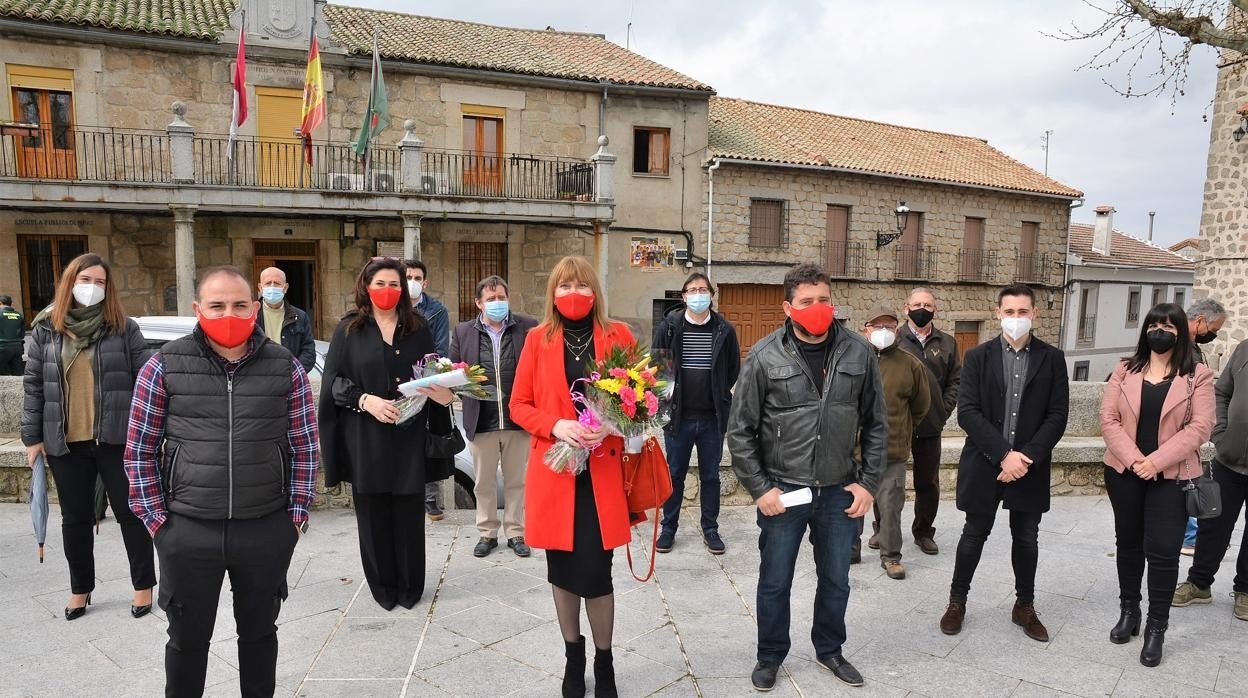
[300,36,326,165]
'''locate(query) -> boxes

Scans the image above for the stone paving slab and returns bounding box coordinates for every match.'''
[0,496,1243,697]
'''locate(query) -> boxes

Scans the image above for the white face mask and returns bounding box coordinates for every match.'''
[1001,317,1033,342]
[868,328,896,351]
[72,283,105,308]
[407,279,423,301]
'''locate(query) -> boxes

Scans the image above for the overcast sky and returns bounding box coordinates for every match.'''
[360,0,1217,247]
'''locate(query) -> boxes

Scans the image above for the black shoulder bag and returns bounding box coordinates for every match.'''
[426,402,467,459]
[1178,373,1222,519]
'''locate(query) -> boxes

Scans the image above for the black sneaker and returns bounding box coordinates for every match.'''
[704,531,726,555]
[751,661,779,691]
[816,654,863,687]
[472,537,497,558]
[425,500,444,522]
[656,529,675,553]
[507,537,531,557]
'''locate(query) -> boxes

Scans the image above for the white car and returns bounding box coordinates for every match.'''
[132,316,487,509]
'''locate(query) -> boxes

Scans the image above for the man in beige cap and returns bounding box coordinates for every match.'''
[854,302,932,579]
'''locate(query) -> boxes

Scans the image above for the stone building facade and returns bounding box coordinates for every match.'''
[0,0,709,336]
[1195,52,1248,369]
[702,98,1081,353]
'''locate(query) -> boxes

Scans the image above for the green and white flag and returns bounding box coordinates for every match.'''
[353,28,389,160]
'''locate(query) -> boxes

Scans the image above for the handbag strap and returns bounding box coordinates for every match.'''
[624,440,661,583]
[1180,372,1197,481]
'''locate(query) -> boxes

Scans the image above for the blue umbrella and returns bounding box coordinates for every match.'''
[29,453,48,563]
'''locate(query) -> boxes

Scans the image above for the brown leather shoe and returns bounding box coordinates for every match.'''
[915,537,939,555]
[939,601,965,635]
[1012,603,1049,642]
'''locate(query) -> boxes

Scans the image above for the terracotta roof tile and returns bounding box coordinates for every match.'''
[0,0,712,90]
[708,96,1082,198]
[1168,237,1200,252]
[1069,223,1194,270]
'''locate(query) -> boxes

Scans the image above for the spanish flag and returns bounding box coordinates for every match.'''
[300,36,326,165]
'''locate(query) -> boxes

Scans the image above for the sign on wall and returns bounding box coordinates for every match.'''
[630,236,675,271]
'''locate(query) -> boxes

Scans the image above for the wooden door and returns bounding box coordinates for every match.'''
[11,87,76,179]
[962,217,985,280]
[17,234,87,322]
[898,211,922,278]
[462,115,503,195]
[955,329,980,361]
[255,87,306,188]
[718,284,787,359]
[1018,221,1039,281]
[826,205,849,276]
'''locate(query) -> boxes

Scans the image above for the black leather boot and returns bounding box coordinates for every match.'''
[1109,601,1141,644]
[1139,621,1166,667]
[562,636,586,697]
[593,647,617,698]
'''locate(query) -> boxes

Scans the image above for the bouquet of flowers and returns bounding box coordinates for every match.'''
[545,345,673,474]
[393,355,496,424]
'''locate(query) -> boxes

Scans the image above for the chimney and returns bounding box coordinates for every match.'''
[1092,205,1114,256]
[1148,211,1156,242]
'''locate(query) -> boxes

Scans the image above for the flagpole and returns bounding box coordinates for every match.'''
[299,10,318,188]
[363,25,379,187]
[229,8,245,185]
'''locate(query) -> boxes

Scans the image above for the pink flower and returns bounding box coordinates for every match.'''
[452,362,469,370]
[620,400,637,419]
[609,368,630,379]
[644,391,658,414]
[619,385,637,405]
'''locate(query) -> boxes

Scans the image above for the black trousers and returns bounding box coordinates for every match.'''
[1104,466,1187,624]
[353,493,427,608]
[950,506,1042,605]
[1188,462,1248,594]
[46,441,155,594]
[155,509,297,698]
[0,344,21,375]
[910,435,943,540]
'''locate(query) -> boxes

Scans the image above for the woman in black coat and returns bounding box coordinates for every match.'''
[319,258,455,610]
[22,253,155,620]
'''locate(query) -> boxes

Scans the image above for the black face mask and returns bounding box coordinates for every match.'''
[1195,331,1218,345]
[1146,329,1178,354]
[908,308,934,328]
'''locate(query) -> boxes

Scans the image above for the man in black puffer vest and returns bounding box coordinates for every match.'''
[125,266,318,698]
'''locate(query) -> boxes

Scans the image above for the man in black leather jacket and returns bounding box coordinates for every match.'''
[727,263,887,690]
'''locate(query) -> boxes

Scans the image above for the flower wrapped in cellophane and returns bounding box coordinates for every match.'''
[544,345,673,474]
[392,354,497,425]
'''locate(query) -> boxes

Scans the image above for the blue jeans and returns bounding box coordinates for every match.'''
[661,418,724,534]
[1183,517,1197,548]
[756,482,856,664]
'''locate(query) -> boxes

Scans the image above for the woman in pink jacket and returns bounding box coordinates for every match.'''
[1101,303,1214,668]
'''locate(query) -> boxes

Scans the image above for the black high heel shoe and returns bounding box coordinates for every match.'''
[131,588,154,618]
[65,593,91,621]
[1109,602,1141,644]
[1140,620,1167,667]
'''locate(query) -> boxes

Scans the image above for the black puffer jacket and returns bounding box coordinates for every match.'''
[22,317,150,456]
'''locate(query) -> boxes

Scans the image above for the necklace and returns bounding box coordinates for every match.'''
[564,328,592,363]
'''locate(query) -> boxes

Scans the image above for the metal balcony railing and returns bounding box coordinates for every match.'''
[0,125,171,183]
[824,241,866,278]
[958,248,997,283]
[1017,252,1052,285]
[895,245,938,281]
[1077,314,1097,343]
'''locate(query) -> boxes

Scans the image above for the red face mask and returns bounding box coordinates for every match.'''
[368,286,402,311]
[555,292,595,321]
[789,302,835,337]
[198,312,256,349]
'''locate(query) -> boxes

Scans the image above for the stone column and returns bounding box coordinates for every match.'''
[398,120,425,194]
[401,211,422,260]
[170,204,198,315]
[590,135,616,203]
[168,101,194,184]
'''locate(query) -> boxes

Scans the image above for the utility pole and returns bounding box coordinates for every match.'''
[1041,130,1053,176]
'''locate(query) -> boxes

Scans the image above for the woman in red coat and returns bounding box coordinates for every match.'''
[510,255,632,698]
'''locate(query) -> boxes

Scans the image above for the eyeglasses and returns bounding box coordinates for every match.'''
[684,289,712,296]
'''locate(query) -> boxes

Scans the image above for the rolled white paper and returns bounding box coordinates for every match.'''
[398,368,470,396]
[778,487,813,508]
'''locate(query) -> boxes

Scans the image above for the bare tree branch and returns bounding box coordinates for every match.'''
[1123,0,1248,51]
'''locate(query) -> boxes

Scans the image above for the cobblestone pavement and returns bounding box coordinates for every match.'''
[1,496,1244,697]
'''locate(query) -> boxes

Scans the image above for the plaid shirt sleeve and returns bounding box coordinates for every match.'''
[287,359,318,525]
[124,353,169,537]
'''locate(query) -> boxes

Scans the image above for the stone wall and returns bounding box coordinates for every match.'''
[706,164,1073,343]
[1195,52,1248,370]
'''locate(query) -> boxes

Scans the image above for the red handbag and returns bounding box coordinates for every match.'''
[622,436,673,582]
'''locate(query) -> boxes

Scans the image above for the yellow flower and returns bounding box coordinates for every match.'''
[594,378,624,394]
